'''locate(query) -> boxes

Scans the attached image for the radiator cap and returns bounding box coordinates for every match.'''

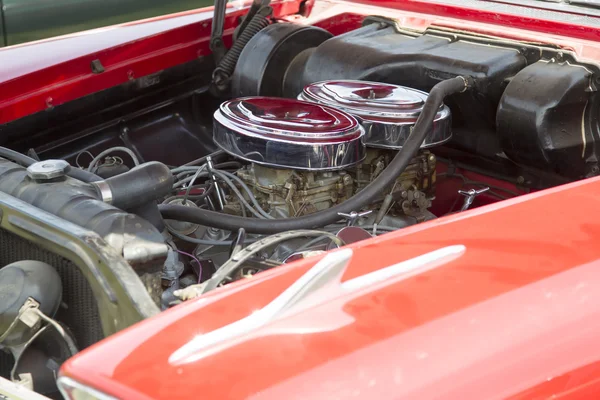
[27,160,69,181]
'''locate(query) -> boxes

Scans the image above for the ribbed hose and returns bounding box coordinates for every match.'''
[212,6,272,89]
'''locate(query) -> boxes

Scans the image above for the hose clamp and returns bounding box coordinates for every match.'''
[92,180,113,204]
[459,76,474,92]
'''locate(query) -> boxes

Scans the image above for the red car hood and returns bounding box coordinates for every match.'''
[61,176,600,399]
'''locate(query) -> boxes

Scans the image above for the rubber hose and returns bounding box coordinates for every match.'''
[66,167,103,183]
[0,146,102,182]
[212,6,272,87]
[97,161,175,210]
[160,76,472,234]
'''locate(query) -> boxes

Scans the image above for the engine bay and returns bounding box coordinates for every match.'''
[0,9,598,397]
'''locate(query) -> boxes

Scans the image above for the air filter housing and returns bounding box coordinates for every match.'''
[213,97,365,170]
[298,80,452,149]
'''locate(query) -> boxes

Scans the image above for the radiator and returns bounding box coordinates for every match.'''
[0,228,104,378]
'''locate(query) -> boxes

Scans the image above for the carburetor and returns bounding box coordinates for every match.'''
[236,164,354,218]
[213,81,449,222]
[234,150,436,220]
[354,149,437,220]
[237,164,355,218]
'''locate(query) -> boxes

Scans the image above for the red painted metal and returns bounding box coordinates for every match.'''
[0,2,302,126]
[5,0,600,126]
[0,0,595,396]
[350,0,600,41]
[303,2,600,63]
[431,161,530,216]
[60,175,600,399]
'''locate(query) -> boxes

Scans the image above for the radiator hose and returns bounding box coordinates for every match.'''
[160,76,473,234]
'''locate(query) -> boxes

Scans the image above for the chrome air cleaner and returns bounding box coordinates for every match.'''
[213,97,365,170]
[299,80,452,149]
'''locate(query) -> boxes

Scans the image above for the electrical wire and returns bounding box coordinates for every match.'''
[211,169,273,219]
[214,169,274,219]
[278,234,338,261]
[323,224,398,233]
[161,77,473,234]
[168,229,260,246]
[75,150,95,168]
[172,166,274,220]
[210,170,263,218]
[201,230,345,293]
[173,171,209,188]
[164,186,213,205]
[182,150,225,167]
[87,146,140,172]
[175,249,203,283]
[173,168,270,219]
[0,302,37,343]
[182,165,207,205]
[32,308,78,355]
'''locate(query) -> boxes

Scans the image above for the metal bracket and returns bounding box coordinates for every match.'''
[206,156,225,210]
[210,0,228,64]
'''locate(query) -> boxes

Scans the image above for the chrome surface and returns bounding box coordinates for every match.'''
[92,180,113,204]
[458,187,490,211]
[206,156,224,210]
[299,80,452,150]
[334,226,372,245]
[169,245,465,365]
[213,97,366,170]
[337,210,373,227]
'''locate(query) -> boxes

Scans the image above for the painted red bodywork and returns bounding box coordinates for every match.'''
[5,0,600,125]
[61,176,600,399]
[0,0,593,398]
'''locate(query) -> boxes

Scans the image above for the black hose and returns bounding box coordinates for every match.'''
[212,6,272,90]
[160,76,472,234]
[99,162,174,210]
[66,167,103,183]
[0,147,37,167]
[0,146,102,182]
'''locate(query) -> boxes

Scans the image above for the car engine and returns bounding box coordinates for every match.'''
[0,9,597,398]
